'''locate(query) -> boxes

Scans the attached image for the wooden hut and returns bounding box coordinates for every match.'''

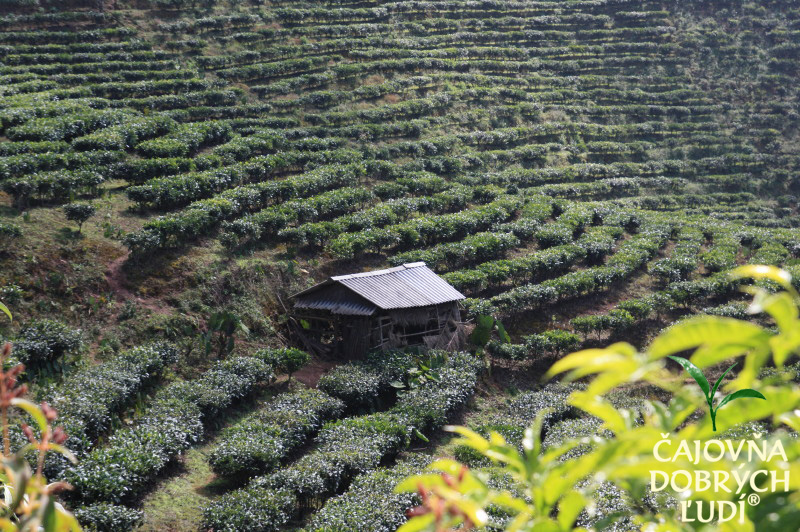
[290,262,466,357]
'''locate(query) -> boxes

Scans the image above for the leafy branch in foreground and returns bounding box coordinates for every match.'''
[398,265,800,531]
[0,339,81,530]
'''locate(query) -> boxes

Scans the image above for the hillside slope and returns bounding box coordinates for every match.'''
[1,0,800,530]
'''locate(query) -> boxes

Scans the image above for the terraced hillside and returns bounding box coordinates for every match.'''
[1,0,800,531]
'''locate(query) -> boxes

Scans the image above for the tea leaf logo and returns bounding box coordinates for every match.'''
[668,356,766,431]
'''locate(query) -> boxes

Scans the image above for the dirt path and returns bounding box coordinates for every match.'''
[106,252,171,314]
[293,358,338,388]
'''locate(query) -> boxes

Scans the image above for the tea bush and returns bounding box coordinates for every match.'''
[203,351,481,531]
[209,388,344,478]
[12,318,82,369]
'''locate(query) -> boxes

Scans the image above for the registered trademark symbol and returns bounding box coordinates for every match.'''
[748,494,760,506]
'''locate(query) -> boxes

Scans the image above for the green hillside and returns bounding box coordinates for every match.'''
[1,0,799,530]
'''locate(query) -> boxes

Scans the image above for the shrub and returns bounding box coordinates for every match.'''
[317,350,416,410]
[318,365,382,409]
[202,487,295,532]
[305,456,431,532]
[484,341,528,360]
[13,318,82,369]
[254,347,310,378]
[209,389,345,478]
[68,355,275,505]
[74,504,144,532]
[203,352,480,528]
[63,202,96,233]
[524,329,581,356]
[0,222,22,240]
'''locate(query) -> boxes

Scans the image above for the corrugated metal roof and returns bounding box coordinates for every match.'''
[291,262,465,313]
[293,283,377,315]
[294,297,376,316]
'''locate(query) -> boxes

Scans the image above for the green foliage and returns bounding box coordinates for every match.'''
[13,318,82,371]
[0,342,82,531]
[202,310,249,358]
[318,350,416,409]
[318,364,383,409]
[305,456,431,532]
[63,202,96,233]
[67,355,275,505]
[74,504,143,532]
[209,388,344,478]
[0,222,22,243]
[203,352,481,530]
[398,266,800,531]
[253,347,309,378]
[469,315,509,349]
[667,357,764,431]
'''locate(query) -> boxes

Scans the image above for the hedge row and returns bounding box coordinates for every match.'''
[570,271,745,337]
[486,329,581,360]
[10,318,82,370]
[389,231,521,272]
[484,221,672,314]
[277,186,472,248]
[648,226,704,284]
[67,352,285,506]
[134,121,232,158]
[12,343,178,481]
[443,243,586,294]
[6,109,137,142]
[0,149,125,181]
[202,351,481,532]
[209,388,345,478]
[126,149,360,209]
[453,383,582,465]
[2,169,104,204]
[71,115,177,152]
[220,187,374,250]
[124,163,366,256]
[327,197,522,259]
[702,231,739,272]
[317,350,416,411]
[303,455,431,532]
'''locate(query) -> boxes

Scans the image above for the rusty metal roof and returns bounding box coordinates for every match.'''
[291,262,465,314]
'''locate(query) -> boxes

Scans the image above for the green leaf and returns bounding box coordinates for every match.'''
[557,490,586,529]
[668,355,710,399]
[496,319,511,344]
[750,291,798,331]
[11,398,48,433]
[716,388,766,411]
[397,513,435,532]
[730,265,793,291]
[648,316,770,361]
[476,315,494,329]
[0,301,10,322]
[710,362,736,399]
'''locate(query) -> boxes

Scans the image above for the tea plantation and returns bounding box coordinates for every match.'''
[0,0,799,530]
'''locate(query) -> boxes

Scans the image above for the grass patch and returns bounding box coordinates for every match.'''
[138,444,234,532]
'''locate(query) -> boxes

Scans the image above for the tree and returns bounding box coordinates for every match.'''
[63,203,96,234]
[398,265,800,531]
[201,310,249,359]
